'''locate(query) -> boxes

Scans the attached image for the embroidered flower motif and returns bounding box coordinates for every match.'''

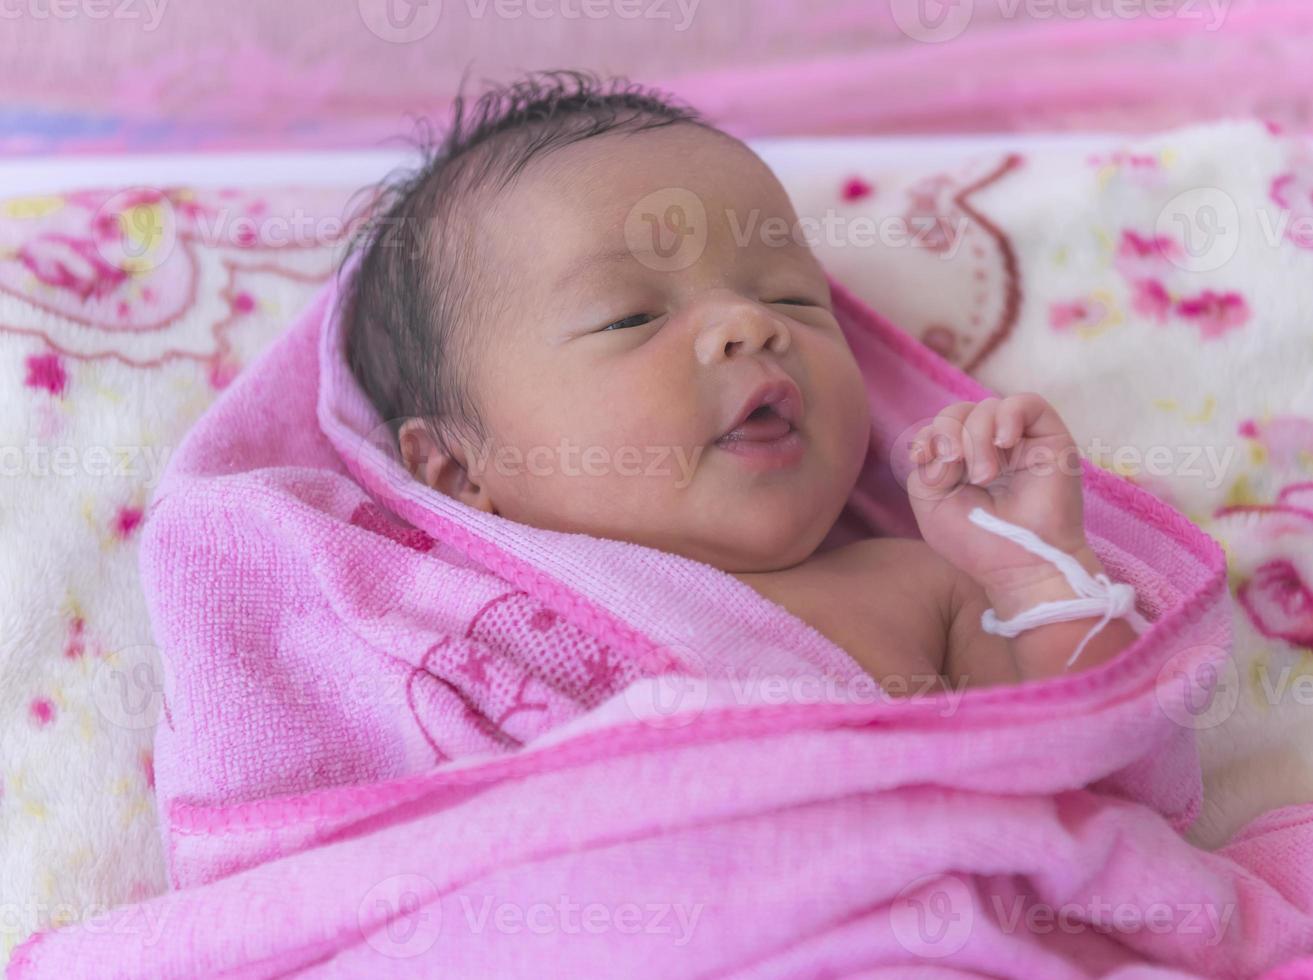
[24,352,68,396]
[840,176,874,202]
[1130,278,1173,324]
[1270,168,1313,250]
[29,697,56,727]
[1239,415,1313,469]
[1088,150,1167,189]
[112,505,144,540]
[1114,230,1183,281]
[64,616,86,660]
[1174,290,1250,339]
[1119,230,1180,259]
[18,234,128,301]
[1219,483,1313,648]
[207,354,242,391]
[1,186,352,367]
[1050,300,1096,331]
[1238,559,1313,647]
[902,174,958,253]
[1048,293,1120,334]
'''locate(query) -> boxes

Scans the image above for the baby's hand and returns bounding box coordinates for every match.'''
[905,394,1096,611]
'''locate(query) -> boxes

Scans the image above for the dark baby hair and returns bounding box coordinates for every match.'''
[341,69,712,456]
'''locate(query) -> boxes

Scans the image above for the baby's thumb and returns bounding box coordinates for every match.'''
[907,456,963,504]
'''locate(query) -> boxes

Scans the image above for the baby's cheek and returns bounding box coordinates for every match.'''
[845,371,874,465]
[816,356,872,467]
[558,384,695,465]
[493,412,672,508]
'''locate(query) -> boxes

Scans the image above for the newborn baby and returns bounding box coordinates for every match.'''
[345,71,1137,694]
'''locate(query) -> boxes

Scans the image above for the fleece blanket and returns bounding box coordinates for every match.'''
[10,208,1313,977]
[0,183,350,966]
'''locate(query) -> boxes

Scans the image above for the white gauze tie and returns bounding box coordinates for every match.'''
[967,507,1150,667]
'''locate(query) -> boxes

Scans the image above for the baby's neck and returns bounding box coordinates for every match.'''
[813,505,875,558]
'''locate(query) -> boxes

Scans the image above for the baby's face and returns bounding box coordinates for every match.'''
[452,124,872,573]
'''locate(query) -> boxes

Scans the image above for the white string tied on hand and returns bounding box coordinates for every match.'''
[967,507,1151,668]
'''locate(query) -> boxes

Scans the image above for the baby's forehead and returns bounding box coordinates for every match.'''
[479,125,799,261]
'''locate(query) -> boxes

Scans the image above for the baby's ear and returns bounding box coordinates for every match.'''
[397,418,496,514]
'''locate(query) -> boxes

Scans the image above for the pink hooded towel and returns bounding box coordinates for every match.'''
[12,266,1313,978]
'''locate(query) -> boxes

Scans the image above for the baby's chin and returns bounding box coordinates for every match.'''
[674,495,842,574]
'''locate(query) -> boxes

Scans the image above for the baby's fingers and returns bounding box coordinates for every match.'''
[911,402,974,460]
[911,426,957,464]
[995,393,1068,448]
[910,403,974,490]
[962,398,1003,485]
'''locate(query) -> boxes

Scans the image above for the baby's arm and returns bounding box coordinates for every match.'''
[732,534,1128,693]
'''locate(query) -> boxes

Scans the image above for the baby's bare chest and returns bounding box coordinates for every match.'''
[735,537,956,690]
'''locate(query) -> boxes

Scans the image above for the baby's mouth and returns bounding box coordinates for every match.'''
[716,404,795,444]
[712,378,806,469]
[715,377,804,445]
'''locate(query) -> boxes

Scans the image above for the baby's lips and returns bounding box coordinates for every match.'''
[717,409,793,443]
[716,377,804,442]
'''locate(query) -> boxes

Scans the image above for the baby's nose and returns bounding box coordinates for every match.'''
[692,298,792,365]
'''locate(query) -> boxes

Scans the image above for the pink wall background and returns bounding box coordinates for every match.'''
[0,0,1310,152]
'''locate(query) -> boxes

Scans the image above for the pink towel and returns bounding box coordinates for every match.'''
[12,268,1313,978]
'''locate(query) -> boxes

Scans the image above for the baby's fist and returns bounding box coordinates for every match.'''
[905,394,1089,596]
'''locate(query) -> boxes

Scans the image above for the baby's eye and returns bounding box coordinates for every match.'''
[600,313,656,332]
[768,297,821,308]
